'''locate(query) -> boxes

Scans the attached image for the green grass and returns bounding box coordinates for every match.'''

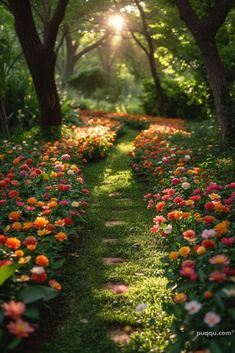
[26,127,172,353]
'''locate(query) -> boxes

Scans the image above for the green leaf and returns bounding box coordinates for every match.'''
[0,264,18,286]
[7,337,22,350]
[24,305,40,321]
[0,309,4,324]
[209,340,224,353]
[18,285,58,304]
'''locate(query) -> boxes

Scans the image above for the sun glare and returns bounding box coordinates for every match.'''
[108,14,125,32]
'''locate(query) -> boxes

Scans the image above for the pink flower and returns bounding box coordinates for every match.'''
[171,178,180,185]
[3,300,25,320]
[151,224,160,233]
[153,215,166,223]
[209,254,230,265]
[206,182,223,193]
[144,193,152,199]
[184,300,202,314]
[226,182,235,189]
[147,200,154,208]
[204,312,221,327]
[201,229,216,239]
[221,237,234,246]
[60,154,71,160]
[7,319,34,337]
[153,193,160,199]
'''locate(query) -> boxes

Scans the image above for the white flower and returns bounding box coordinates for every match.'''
[201,229,216,239]
[163,224,173,234]
[181,182,191,190]
[222,287,235,297]
[67,170,75,175]
[135,303,148,313]
[184,155,191,161]
[204,312,221,327]
[184,300,202,314]
[30,266,45,274]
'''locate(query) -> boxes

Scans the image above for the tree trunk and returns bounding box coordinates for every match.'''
[197,35,235,140]
[0,96,10,139]
[148,53,165,116]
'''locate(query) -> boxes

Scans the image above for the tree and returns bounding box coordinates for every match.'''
[122,0,167,115]
[174,0,235,141]
[0,0,69,137]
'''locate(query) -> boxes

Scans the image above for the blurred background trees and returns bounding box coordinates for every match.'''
[0,0,234,140]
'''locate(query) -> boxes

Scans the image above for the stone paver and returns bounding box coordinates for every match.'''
[105,220,127,227]
[102,238,118,245]
[102,257,127,265]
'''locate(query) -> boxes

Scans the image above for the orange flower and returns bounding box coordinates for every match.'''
[34,217,49,228]
[35,255,49,267]
[169,251,178,260]
[49,279,62,291]
[48,200,57,208]
[12,222,22,232]
[168,210,182,220]
[204,291,213,299]
[183,230,196,241]
[23,222,34,230]
[55,219,65,227]
[214,220,230,236]
[55,232,68,241]
[15,250,24,257]
[179,246,190,257]
[27,197,37,205]
[37,229,51,236]
[209,270,226,282]
[5,237,21,249]
[174,293,187,303]
[196,246,206,255]
[8,211,21,222]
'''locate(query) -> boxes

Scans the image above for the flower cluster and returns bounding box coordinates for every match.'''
[0,120,117,350]
[130,122,235,352]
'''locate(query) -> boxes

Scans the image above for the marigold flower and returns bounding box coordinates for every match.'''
[5,237,21,249]
[7,319,34,337]
[23,222,34,230]
[196,246,206,255]
[3,300,25,320]
[15,250,24,257]
[204,291,213,299]
[214,220,230,236]
[37,228,51,236]
[27,197,37,205]
[18,256,32,265]
[55,219,65,227]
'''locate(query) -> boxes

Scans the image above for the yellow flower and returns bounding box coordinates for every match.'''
[196,246,206,255]
[174,292,187,303]
[37,229,51,236]
[18,256,32,265]
[209,193,221,200]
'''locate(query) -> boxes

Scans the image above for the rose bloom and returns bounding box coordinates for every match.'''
[204,312,221,327]
[209,254,230,265]
[185,300,202,314]
[3,300,25,320]
[183,229,196,241]
[7,319,34,337]
[182,182,191,190]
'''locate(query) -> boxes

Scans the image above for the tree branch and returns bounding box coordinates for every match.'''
[130,30,149,57]
[44,0,69,50]
[204,0,233,35]
[75,32,110,61]
[0,0,13,12]
[174,0,202,39]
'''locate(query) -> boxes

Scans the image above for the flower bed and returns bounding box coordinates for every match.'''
[130,122,235,352]
[0,123,117,351]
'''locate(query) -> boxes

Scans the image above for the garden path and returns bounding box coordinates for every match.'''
[33,128,171,353]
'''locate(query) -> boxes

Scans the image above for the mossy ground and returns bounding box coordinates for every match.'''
[27,128,172,353]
